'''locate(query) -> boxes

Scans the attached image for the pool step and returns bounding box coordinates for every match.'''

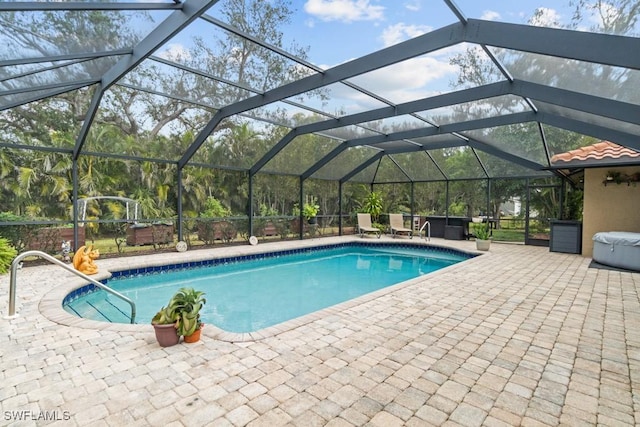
[64,293,134,323]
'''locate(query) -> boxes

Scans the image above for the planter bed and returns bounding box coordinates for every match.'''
[126,223,174,246]
[28,226,86,253]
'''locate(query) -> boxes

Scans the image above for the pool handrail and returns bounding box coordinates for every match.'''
[418,220,431,241]
[6,250,136,323]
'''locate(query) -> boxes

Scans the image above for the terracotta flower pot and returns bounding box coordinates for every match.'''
[153,323,180,347]
[184,324,204,343]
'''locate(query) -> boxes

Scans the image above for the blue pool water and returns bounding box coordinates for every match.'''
[64,243,472,333]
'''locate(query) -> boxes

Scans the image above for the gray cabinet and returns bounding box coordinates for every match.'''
[549,220,582,254]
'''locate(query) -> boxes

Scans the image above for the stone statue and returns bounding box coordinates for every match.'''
[61,240,71,263]
[72,245,100,275]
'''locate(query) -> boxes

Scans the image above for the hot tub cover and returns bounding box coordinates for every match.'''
[593,231,640,246]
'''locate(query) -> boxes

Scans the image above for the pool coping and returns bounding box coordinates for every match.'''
[40,236,486,342]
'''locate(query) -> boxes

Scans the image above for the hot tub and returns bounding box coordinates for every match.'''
[592,232,640,271]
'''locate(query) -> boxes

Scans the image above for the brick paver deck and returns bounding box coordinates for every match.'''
[1,236,638,426]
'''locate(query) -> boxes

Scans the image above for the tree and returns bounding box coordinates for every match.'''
[444,1,640,221]
[0,0,310,226]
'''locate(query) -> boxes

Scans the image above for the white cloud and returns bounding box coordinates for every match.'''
[156,43,191,61]
[481,10,501,21]
[303,0,385,22]
[404,1,421,12]
[380,23,432,47]
[347,56,457,104]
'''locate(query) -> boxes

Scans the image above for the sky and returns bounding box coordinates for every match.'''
[157,0,589,119]
[267,0,580,113]
[281,0,577,67]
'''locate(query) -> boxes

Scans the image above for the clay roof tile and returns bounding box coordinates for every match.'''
[551,141,640,164]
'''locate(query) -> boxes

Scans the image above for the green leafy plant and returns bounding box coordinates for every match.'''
[219,221,237,243]
[0,238,18,274]
[275,219,291,239]
[472,223,491,240]
[448,201,467,216]
[202,196,231,218]
[373,222,386,233]
[171,287,207,337]
[259,203,278,217]
[302,201,320,220]
[0,212,42,253]
[151,305,179,326]
[361,191,383,223]
[293,197,320,221]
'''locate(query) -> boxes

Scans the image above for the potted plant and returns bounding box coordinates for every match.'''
[151,304,180,347]
[302,198,320,225]
[472,223,491,251]
[294,198,320,225]
[172,287,207,343]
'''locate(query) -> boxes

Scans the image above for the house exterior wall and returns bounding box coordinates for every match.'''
[582,166,640,256]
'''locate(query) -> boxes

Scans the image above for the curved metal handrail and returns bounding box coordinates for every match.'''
[6,251,136,323]
[419,220,431,242]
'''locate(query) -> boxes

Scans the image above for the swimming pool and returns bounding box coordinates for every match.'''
[63,242,473,333]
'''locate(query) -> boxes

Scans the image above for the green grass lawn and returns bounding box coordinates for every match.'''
[78,225,526,257]
[491,229,525,242]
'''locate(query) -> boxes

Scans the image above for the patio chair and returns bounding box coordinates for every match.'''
[357,213,381,238]
[389,213,413,239]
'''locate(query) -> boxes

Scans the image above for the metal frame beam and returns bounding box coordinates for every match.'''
[464,19,640,70]
[73,86,104,159]
[0,79,97,96]
[219,19,640,179]
[250,81,512,174]
[100,0,220,93]
[0,83,90,112]
[1,58,95,84]
[255,77,640,180]
[314,139,463,183]
[0,49,132,68]
[0,4,638,191]
[340,152,384,184]
[537,114,640,151]
[148,56,337,124]
[179,22,467,168]
[466,137,548,171]
[74,0,220,158]
[512,80,640,125]
[346,112,537,148]
[0,2,182,11]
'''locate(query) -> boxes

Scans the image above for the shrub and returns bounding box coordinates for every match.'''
[0,238,18,274]
[361,192,383,223]
[0,212,40,252]
[259,203,278,217]
[202,197,231,218]
[472,223,491,240]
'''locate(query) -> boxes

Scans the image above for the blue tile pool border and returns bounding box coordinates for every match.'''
[63,241,476,307]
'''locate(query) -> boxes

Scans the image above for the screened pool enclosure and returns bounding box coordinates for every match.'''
[1,0,639,252]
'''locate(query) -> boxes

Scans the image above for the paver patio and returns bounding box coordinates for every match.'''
[1,236,639,426]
